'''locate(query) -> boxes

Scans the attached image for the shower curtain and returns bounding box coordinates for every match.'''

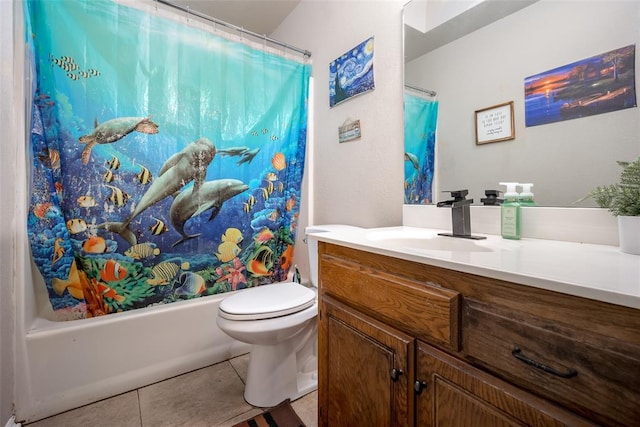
[404,92,438,204]
[24,0,311,321]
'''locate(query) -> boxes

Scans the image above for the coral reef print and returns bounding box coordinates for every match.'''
[25,0,311,320]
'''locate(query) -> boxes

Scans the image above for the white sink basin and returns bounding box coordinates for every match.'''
[364,228,493,253]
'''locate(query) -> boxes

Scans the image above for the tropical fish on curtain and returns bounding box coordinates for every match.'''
[404,92,438,204]
[25,0,311,321]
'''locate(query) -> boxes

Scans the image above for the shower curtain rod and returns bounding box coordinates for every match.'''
[156,0,312,58]
[404,84,436,97]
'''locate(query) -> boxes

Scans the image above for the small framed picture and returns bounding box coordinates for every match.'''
[475,101,515,145]
[338,119,361,143]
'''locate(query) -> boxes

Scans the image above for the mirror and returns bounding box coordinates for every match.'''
[403,0,640,207]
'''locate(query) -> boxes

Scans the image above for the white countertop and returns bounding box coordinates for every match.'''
[311,226,640,310]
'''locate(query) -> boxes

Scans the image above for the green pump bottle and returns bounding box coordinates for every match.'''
[518,183,536,207]
[499,182,521,240]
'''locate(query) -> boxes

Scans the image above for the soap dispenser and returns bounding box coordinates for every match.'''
[518,183,536,207]
[499,182,521,240]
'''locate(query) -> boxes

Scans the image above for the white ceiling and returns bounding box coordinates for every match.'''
[404,0,539,62]
[171,0,300,36]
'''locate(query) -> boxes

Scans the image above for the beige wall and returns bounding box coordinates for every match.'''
[0,1,16,425]
[271,0,406,284]
[273,0,407,229]
[3,0,33,422]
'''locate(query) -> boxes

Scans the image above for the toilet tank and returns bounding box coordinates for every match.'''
[304,224,363,287]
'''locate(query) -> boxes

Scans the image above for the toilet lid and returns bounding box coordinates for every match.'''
[218,282,316,321]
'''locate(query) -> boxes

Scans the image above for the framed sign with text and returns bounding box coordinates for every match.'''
[475,101,515,145]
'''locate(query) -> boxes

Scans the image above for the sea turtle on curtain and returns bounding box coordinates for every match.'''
[79,116,159,164]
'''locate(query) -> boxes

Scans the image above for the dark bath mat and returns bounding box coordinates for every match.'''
[232,399,305,427]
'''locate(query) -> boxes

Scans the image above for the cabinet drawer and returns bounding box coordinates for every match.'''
[320,253,460,351]
[463,300,640,427]
[417,342,597,427]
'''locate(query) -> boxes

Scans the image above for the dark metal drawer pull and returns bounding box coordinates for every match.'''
[390,368,403,382]
[512,346,577,379]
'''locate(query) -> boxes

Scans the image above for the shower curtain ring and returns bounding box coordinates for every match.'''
[186,5,190,22]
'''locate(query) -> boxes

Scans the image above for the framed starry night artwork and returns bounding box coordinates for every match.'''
[329,37,375,108]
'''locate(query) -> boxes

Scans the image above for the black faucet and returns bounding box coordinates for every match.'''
[436,190,486,240]
[480,189,504,206]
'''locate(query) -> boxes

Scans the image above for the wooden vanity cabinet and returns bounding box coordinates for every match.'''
[317,242,639,426]
[320,296,414,427]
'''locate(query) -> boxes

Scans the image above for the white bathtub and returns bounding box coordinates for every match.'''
[15,268,250,423]
[13,207,309,425]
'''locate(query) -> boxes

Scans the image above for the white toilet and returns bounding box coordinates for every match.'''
[216,224,361,407]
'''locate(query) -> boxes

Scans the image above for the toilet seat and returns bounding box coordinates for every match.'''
[218,282,316,321]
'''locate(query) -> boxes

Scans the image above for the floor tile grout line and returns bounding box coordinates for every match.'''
[137,388,143,427]
[228,359,247,386]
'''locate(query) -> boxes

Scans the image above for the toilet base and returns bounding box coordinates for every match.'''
[243,325,318,407]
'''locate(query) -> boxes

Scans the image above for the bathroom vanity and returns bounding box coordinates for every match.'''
[314,227,640,426]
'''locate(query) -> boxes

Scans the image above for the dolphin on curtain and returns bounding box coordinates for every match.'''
[99,137,216,245]
[169,179,249,247]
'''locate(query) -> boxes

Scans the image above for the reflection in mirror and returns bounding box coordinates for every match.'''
[403,0,640,207]
[404,85,438,205]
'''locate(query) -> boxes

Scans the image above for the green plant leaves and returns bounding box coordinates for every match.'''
[590,157,640,216]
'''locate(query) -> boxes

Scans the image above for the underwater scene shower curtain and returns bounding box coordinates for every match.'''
[404,92,438,204]
[25,0,311,321]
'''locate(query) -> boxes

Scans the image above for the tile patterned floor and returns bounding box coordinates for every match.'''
[24,354,317,427]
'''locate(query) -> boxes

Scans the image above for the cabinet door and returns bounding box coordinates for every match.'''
[319,296,414,427]
[415,342,596,427]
